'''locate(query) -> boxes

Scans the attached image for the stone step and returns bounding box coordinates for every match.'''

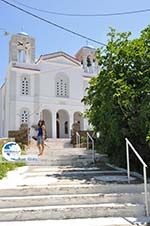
[44,139,73,149]
[21,170,133,183]
[0,184,149,197]
[23,170,125,177]
[37,153,100,159]
[25,154,100,160]
[28,148,97,156]
[27,151,98,160]
[27,159,94,167]
[46,138,71,142]
[0,203,145,221]
[27,166,105,172]
[0,217,150,226]
[1,165,141,188]
[43,152,100,157]
[0,193,148,208]
[26,157,100,166]
[22,167,139,181]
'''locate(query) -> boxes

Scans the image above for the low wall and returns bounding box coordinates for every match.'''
[8,128,28,145]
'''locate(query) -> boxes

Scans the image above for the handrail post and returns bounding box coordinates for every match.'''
[76,132,78,147]
[126,139,130,184]
[92,140,95,164]
[76,132,80,148]
[87,134,89,150]
[87,132,95,164]
[78,134,80,148]
[143,165,149,216]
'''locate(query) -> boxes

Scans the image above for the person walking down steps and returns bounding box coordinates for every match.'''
[37,120,46,156]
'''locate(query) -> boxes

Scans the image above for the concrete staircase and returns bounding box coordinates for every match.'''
[0,138,150,224]
[27,138,103,167]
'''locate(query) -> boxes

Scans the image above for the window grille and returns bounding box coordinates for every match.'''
[21,76,30,95]
[20,109,29,124]
[55,75,69,97]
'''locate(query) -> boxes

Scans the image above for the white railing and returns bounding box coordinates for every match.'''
[125,138,149,216]
[87,132,95,163]
[76,132,80,148]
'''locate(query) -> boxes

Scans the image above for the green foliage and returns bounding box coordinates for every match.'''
[83,26,150,172]
[0,144,3,155]
[81,136,87,144]
[0,162,25,180]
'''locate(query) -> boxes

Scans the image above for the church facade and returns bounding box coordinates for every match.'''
[0,32,99,139]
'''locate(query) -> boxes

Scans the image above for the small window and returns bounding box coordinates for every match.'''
[18,49,26,63]
[20,109,29,124]
[87,56,92,67]
[21,76,30,96]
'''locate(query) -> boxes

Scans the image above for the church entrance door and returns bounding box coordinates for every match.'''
[56,109,69,138]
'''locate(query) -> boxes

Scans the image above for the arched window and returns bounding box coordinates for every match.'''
[20,109,29,124]
[21,75,30,95]
[87,56,92,67]
[64,121,68,134]
[55,74,69,97]
[18,49,26,63]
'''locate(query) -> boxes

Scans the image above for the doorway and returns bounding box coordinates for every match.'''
[56,120,60,138]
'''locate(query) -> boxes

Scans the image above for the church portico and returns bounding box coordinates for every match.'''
[41,108,69,139]
[40,108,85,139]
[56,109,69,138]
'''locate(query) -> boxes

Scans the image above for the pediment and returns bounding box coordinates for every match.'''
[38,52,80,67]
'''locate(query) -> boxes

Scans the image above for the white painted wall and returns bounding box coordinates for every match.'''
[0,85,4,137]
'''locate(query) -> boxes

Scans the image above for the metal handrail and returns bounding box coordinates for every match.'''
[125,137,149,216]
[87,132,95,163]
[76,132,80,148]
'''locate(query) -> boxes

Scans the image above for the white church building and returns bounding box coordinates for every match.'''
[0,32,99,139]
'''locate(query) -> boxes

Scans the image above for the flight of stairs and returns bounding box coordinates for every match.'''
[0,138,149,224]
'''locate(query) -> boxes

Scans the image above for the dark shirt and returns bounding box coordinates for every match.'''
[37,127,43,136]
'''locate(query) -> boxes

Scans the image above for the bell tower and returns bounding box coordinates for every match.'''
[9,32,35,64]
[75,45,99,74]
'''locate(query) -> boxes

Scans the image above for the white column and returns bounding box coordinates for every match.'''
[83,118,89,130]
[69,111,74,138]
[16,113,21,130]
[52,111,56,138]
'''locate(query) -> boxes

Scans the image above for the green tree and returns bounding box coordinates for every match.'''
[83,26,150,171]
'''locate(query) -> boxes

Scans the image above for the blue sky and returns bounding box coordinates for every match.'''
[0,0,150,86]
